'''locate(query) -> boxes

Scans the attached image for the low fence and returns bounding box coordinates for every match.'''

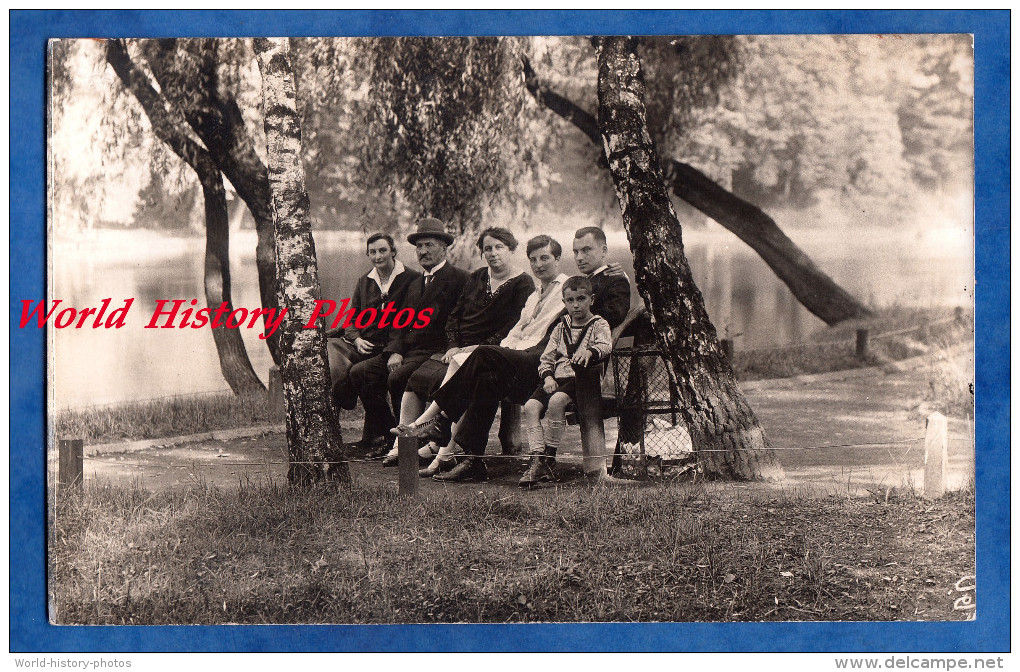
[58,411,962,499]
[720,314,964,361]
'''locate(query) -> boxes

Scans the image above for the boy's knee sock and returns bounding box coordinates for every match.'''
[526,421,546,456]
[545,419,565,454]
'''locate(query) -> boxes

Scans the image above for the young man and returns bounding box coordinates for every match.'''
[343,218,468,453]
[520,275,613,487]
[572,226,631,331]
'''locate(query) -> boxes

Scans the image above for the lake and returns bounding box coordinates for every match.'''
[49,224,972,409]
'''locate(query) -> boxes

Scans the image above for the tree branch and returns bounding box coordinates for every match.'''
[522,55,873,325]
[522,55,600,146]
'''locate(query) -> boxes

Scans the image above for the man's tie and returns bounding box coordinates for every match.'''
[423,274,433,291]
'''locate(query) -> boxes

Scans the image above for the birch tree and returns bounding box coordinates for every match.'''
[254,37,348,484]
[594,36,782,480]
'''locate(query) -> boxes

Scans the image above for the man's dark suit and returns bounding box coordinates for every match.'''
[346,261,469,441]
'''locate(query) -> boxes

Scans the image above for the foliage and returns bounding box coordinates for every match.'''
[48,35,973,235]
[894,34,973,190]
[49,40,157,232]
[358,37,540,240]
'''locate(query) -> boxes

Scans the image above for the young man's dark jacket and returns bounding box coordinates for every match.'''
[588,266,631,330]
[385,261,470,357]
[328,264,420,347]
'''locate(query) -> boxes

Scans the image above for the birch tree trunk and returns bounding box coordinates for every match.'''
[594,36,782,480]
[106,39,265,396]
[254,37,348,484]
[523,55,872,326]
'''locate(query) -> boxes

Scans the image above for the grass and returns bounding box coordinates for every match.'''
[50,478,975,624]
[733,305,972,382]
[53,392,274,446]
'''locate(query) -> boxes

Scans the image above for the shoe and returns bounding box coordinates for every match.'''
[425,415,453,447]
[359,434,390,451]
[391,417,439,438]
[418,441,438,466]
[419,457,457,478]
[433,456,487,482]
[365,444,392,459]
[543,445,557,467]
[381,453,399,467]
[518,455,556,488]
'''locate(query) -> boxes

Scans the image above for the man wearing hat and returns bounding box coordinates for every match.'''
[345,218,469,454]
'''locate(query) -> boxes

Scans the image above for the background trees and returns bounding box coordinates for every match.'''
[50,34,972,387]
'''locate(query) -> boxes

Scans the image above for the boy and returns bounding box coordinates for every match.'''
[520,275,613,488]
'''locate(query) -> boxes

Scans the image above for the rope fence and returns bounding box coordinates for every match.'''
[58,422,961,499]
[79,435,927,469]
[737,315,963,356]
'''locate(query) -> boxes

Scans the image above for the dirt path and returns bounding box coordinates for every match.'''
[81,349,974,497]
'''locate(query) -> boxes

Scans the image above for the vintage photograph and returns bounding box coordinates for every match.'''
[46,33,975,625]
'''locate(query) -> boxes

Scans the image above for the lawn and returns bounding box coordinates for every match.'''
[50,479,975,624]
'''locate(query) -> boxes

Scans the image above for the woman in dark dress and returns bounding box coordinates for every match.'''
[379,226,534,466]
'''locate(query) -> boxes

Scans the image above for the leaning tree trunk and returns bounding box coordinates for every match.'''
[523,56,871,326]
[254,37,348,485]
[594,36,782,480]
[145,39,283,364]
[662,161,872,325]
[106,40,265,395]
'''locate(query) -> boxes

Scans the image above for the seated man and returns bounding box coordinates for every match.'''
[380,226,534,466]
[344,218,468,454]
[409,234,570,477]
[520,276,613,487]
[398,226,631,482]
[327,232,418,447]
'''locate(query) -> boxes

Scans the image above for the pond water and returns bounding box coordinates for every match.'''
[49,225,972,409]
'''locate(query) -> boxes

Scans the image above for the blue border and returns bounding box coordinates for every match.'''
[11,10,1009,652]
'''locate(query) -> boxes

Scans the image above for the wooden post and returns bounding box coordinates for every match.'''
[498,401,526,454]
[574,362,607,476]
[924,412,948,498]
[268,365,285,422]
[58,439,83,492]
[720,338,734,361]
[397,436,420,496]
[855,329,869,358]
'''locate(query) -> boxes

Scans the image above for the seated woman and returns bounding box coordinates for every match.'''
[397,234,571,477]
[380,226,534,466]
[397,229,631,482]
[327,232,418,447]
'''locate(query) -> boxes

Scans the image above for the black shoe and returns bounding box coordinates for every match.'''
[365,443,392,459]
[419,457,457,478]
[381,453,399,467]
[518,455,556,488]
[426,415,453,447]
[433,456,487,482]
[359,434,390,450]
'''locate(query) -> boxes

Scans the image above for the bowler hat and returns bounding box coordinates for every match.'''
[407,218,455,246]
